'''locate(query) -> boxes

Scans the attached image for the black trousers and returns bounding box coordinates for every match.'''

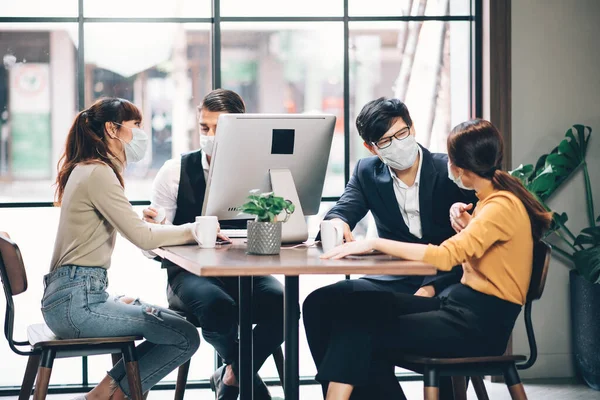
[303,277,455,399]
[166,267,284,374]
[312,284,521,400]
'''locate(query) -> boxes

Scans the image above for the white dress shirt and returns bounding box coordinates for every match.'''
[151,151,210,225]
[388,146,423,238]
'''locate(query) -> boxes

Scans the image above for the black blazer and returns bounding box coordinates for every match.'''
[325,146,478,290]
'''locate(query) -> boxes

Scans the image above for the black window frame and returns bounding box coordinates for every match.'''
[0,0,482,394]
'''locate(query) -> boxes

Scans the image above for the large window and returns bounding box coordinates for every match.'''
[0,0,479,393]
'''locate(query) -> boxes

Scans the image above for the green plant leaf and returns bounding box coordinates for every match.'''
[528,165,555,196]
[238,190,296,222]
[510,125,591,202]
[510,164,534,183]
[573,246,600,284]
[575,226,600,247]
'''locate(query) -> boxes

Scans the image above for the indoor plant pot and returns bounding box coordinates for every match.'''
[239,190,295,256]
[571,248,600,390]
[247,220,282,255]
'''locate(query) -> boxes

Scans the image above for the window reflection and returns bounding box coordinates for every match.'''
[221,22,345,197]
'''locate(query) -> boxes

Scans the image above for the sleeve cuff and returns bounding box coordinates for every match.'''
[422,244,439,265]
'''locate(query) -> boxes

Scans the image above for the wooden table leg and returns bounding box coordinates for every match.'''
[284,276,299,400]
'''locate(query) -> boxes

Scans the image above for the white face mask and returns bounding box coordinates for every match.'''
[448,161,472,190]
[200,134,215,156]
[376,134,419,171]
[113,123,148,163]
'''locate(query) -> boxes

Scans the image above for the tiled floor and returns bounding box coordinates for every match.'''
[10,379,599,400]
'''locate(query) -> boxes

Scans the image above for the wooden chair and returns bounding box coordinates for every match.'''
[0,234,145,400]
[170,309,286,400]
[395,241,552,400]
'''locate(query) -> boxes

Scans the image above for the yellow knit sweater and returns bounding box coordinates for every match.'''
[423,187,533,305]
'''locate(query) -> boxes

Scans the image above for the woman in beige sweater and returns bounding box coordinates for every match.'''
[43,98,200,400]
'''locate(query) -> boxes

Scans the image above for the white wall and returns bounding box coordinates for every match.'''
[511,0,600,379]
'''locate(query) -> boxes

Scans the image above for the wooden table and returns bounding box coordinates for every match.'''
[154,240,436,400]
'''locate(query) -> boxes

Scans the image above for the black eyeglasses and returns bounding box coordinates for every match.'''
[372,126,411,149]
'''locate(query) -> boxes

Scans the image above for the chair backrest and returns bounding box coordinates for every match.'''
[527,240,551,302]
[0,235,28,297]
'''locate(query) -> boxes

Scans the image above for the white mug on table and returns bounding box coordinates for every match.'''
[194,216,219,249]
[320,219,345,252]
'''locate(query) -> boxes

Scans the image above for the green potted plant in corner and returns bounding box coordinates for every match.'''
[511,124,600,390]
[239,189,295,255]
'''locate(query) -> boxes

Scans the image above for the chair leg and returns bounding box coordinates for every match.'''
[174,359,191,400]
[504,364,527,400]
[451,376,468,400]
[423,367,440,400]
[33,349,55,400]
[123,343,144,400]
[273,346,285,389]
[471,376,490,400]
[112,352,122,366]
[19,354,41,400]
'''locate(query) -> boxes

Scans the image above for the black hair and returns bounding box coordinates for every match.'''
[355,97,413,143]
[198,89,246,114]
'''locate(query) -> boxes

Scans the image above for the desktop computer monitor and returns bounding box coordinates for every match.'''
[202,113,336,243]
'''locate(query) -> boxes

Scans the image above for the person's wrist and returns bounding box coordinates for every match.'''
[370,238,380,252]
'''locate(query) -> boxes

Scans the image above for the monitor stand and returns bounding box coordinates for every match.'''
[269,169,309,244]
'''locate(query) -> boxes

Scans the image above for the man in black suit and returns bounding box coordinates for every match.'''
[303,97,476,399]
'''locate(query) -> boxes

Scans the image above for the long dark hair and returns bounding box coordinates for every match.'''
[447,119,552,240]
[55,98,142,205]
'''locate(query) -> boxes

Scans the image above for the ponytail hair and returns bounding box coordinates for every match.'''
[448,119,552,241]
[491,170,552,240]
[55,98,142,205]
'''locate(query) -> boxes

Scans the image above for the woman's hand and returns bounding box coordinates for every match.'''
[320,239,376,260]
[450,202,473,233]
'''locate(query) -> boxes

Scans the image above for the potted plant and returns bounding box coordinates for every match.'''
[239,189,295,255]
[511,124,600,390]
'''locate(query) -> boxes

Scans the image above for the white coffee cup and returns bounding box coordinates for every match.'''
[320,220,345,253]
[194,216,219,249]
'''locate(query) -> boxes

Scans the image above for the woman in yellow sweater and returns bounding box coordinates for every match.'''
[317,119,552,400]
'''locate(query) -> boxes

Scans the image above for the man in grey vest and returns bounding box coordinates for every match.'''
[144,89,282,400]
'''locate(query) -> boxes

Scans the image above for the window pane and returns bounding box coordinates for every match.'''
[0,0,77,17]
[221,22,345,197]
[0,208,82,386]
[349,0,471,17]
[349,21,471,170]
[221,0,342,17]
[84,0,210,18]
[0,23,79,202]
[86,23,212,201]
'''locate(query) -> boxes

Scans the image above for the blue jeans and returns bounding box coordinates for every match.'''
[41,266,200,396]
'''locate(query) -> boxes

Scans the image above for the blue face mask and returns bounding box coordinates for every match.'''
[448,161,472,190]
[113,122,148,163]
